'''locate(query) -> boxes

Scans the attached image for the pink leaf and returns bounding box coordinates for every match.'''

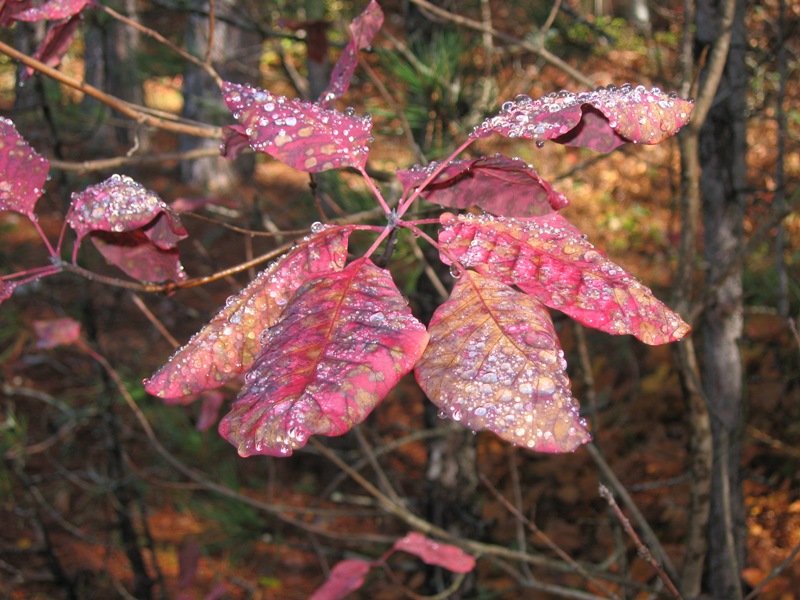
[223,82,373,172]
[1,280,18,304]
[218,258,430,457]
[196,391,226,431]
[33,317,81,349]
[318,0,383,107]
[472,84,694,152]
[219,124,250,160]
[14,0,90,21]
[415,272,589,453]
[66,175,188,283]
[0,1,34,25]
[145,225,354,400]
[438,213,691,345]
[397,155,568,217]
[0,117,50,218]
[309,559,372,600]
[22,14,81,82]
[391,532,476,574]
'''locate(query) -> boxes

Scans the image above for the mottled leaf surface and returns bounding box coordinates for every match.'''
[1,0,34,25]
[0,117,49,217]
[438,213,691,345]
[309,559,372,600]
[66,174,188,282]
[219,258,430,457]
[145,226,354,400]
[33,317,81,349]
[0,280,18,305]
[318,0,383,107]
[472,84,693,152]
[392,533,476,573]
[223,82,373,172]
[397,155,568,217]
[15,0,90,21]
[415,271,589,453]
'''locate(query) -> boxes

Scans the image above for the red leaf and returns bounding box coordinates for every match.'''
[14,0,90,21]
[318,0,383,107]
[145,226,354,400]
[33,317,81,349]
[309,559,372,600]
[397,155,568,217]
[0,117,49,218]
[472,84,693,152]
[1,280,18,304]
[438,213,691,345]
[66,175,188,283]
[218,258,429,457]
[415,272,589,453]
[391,532,476,574]
[223,82,373,172]
[22,14,81,82]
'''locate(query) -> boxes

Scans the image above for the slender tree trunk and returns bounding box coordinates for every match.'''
[180,0,260,191]
[697,0,748,596]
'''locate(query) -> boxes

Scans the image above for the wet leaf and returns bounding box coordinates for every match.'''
[14,0,90,21]
[223,82,373,172]
[391,533,476,573]
[438,213,691,345]
[1,1,34,25]
[66,174,188,283]
[21,14,81,82]
[219,124,251,160]
[145,225,354,400]
[397,155,568,217]
[318,0,383,107]
[472,84,693,152]
[33,317,81,349]
[415,271,589,453]
[309,559,372,600]
[0,280,18,305]
[0,117,50,218]
[218,258,429,457]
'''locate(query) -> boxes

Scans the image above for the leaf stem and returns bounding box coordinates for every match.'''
[358,166,392,215]
[396,138,475,218]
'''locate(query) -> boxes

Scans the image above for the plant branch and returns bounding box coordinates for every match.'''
[598,485,683,600]
[0,41,220,139]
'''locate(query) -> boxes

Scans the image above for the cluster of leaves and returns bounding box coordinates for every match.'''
[309,532,475,600]
[1,1,694,462]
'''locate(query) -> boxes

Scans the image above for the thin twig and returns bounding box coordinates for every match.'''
[742,539,800,600]
[598,484,683,600]
[0,41,220,139]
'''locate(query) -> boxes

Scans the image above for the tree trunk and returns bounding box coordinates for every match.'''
[697,0,748,596]
[180,0,260,191]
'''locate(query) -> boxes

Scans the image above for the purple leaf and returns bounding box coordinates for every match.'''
[438,212,691,345]
[22,14,81,82]
[472,84,694,152]
[33,317,81,349]
[66,174,188,283]
[318,0,384,108]
[397,155,569,217]
[391,532,477,574]
[218,258,430,457]
[223,82,373,172]
[309,559,372,600]
[14,0,90,21]
[145,225,354,400]
[415,272,589,453]
[0,117,50,218]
